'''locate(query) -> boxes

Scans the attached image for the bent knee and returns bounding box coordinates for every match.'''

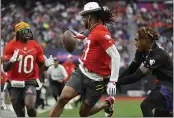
[140,100,152,110]
[58,94,73,105]
[79,103,91,117]
[25,104,35,110]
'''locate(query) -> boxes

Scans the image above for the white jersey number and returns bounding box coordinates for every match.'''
[81,40,91,60]
[18,55,34,74]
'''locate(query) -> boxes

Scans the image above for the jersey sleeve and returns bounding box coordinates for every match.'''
[96,31,115,50]
[143,55,163,69]
[35,42,45,63]
[2,41,14,61]
[133,49,143,64]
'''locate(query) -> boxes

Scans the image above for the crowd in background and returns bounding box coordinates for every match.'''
[1,0,173,67]
[1,0,173,111]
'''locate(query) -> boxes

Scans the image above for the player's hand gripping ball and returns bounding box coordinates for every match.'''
[62,30,77,53]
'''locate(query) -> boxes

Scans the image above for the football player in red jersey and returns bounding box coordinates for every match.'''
[62,54,76,82]
[49,2,120,117]
[2,22,54,117]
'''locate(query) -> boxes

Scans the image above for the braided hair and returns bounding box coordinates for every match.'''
[137,27,159,42]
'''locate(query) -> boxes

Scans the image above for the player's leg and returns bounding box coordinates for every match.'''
[79,77,112,117]
[50,80,59,101]
[79,97,114,117]
[49,69,82,117]
[154,109,172,117]
[59,82,65,96]
[24,85,37,117]
[35,89,41,109]
[8,87,25,117]
[140,88,166,116]
[74,95,82,107]
[49,85,78,116]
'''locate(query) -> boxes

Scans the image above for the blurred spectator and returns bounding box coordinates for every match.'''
[62,54,76,82]
[47,58,67,101]
[1,0,173,71]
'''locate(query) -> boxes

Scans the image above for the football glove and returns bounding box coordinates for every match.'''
[9,49,19,63]
[44,55,54,67]
[107,81,117,97]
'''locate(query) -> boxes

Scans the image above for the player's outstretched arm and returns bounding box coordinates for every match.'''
[106,44,120,96]
[117,64,152,85]
[118,61,141,79]
[118,49,143,79]
[37,55,54,71]
[117,69,145,85]
[70,29,88,40]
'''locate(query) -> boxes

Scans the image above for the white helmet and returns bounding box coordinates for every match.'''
[79,2,102,16]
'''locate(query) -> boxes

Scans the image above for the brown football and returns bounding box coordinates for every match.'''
[62,30,76,53]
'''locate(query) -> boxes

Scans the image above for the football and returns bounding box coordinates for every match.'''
[62,30,77,53]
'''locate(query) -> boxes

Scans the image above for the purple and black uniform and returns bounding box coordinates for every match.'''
[118,42,173,117]
[143,43,173,112]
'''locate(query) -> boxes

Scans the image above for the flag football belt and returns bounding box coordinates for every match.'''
[84,67,94,73]
[8,79,40,88]
[84,67,110,79]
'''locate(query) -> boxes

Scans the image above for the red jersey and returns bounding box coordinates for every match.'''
[62,62,75,82]
[80,24,115,77]
[2,40,45,81]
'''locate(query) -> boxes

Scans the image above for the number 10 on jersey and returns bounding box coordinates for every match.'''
[18,55,34,74]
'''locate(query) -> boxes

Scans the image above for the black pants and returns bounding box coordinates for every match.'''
[8,85,36,117]
[66,68,108,108]
[35,89,44,109]
[50,80,65,101]
[140,86,173,117]
[154,109,173,117]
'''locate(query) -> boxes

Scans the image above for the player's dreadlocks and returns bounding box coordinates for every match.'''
[90,6,114,25]
[137,27,159,42]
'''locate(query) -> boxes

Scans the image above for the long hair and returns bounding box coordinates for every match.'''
[90,6,115,25]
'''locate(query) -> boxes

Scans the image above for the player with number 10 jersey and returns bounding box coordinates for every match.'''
[2,22,54,117]
[3,39,44,81]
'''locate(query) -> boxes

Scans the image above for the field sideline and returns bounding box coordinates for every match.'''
[38,96,145,117]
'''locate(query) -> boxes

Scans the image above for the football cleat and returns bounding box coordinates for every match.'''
[104,96,115,117]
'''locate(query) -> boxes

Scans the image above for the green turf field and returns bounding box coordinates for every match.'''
[38,100,142,117]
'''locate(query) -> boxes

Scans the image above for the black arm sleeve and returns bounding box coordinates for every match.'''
[3,60,13,72]
[117,69,146,85]
[118,49,144,79]
[37,62,49,71]
[118,61,141,79]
